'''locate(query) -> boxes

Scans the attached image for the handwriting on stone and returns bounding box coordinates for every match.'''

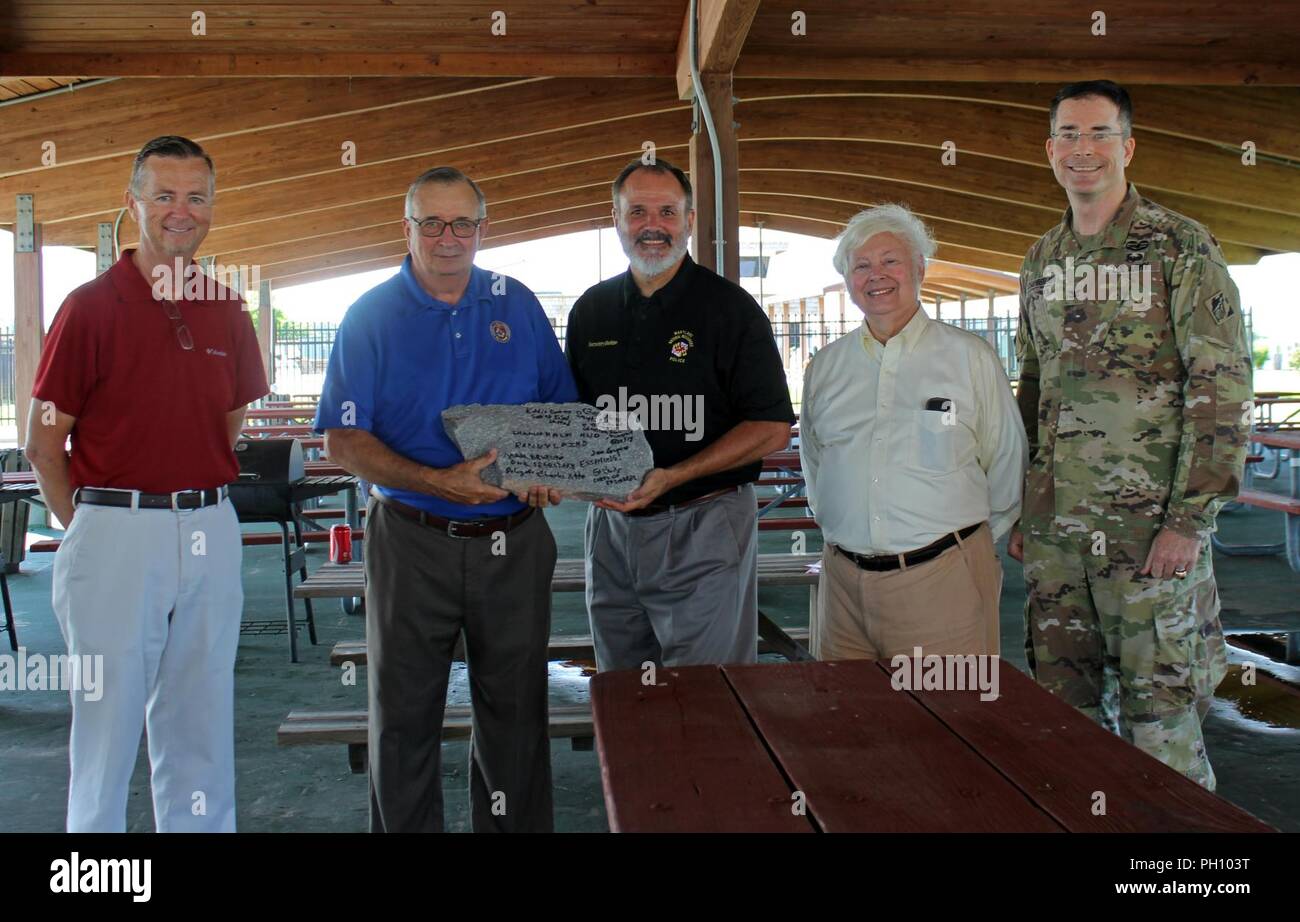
[442,402,653,501]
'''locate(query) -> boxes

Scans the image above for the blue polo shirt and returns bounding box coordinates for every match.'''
[315,258,578,518]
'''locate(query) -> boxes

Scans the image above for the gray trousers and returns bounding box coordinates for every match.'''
[584,484,758,671]
[365,495,556,833]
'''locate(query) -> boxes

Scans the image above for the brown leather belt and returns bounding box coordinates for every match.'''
[625,485,742,518]
[838,522,982,572]
[373,491,534,538]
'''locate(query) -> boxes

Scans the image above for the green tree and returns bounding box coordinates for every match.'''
[247,306,309,335]
[1252,343,1270,369]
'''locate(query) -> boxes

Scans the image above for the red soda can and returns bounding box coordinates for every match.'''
[330,524,353,564]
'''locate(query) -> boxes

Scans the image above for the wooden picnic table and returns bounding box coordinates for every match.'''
[761,449,802,472]
[1252,429,1300,453]
[590,659,1276,833]
[280,555,822,765]
[1254,395,1300,429]
[295,554,821,663]
[1219,430,1300,637]
[241,424,316,438]
[244,408,319,421]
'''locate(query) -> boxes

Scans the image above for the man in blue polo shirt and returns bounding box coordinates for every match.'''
[316,166,577,833]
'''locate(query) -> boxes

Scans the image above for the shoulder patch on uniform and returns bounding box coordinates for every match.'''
[1208,291,1233,324]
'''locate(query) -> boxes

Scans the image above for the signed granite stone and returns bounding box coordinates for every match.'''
[441,402,654,502]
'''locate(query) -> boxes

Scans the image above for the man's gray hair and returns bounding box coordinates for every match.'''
[404,166,487,219]
[832,203,937,278]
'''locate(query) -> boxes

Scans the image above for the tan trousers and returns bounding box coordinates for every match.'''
[815,523,1002,660]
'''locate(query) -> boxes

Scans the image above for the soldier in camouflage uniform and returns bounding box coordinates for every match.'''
[1009,81,1252,790]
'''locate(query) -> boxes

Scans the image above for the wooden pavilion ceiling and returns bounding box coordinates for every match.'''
[0,76,86,99]
[1,1,1297,289]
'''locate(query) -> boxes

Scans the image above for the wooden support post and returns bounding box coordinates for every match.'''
[13,195,43,444]
[688,72,739,281]
[258,278,274,389]
[987,288,997,346]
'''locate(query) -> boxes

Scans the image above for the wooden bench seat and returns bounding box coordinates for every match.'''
[297,553,822,598]
[285,554,823,764]
[328,627,813,667]
[30,527,364,553]
[757,516,818,531]
[278,703,596,772]
[297,498,813,522]
[1233,489,1300,515]
[1215,487,1300,589]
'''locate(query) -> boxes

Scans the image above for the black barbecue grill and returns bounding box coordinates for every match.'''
[232,439,357,662]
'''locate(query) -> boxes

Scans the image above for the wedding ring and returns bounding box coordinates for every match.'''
[1173,566,1188,579]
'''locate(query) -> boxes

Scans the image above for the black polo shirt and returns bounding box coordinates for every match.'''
[565,255,794,506]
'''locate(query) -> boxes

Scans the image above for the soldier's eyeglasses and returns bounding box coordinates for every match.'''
[1051,130,1125,145]
[161,300,195,351]
[408,216,482,238]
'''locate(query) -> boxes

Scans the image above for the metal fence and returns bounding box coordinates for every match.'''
[0,328,14,429]
[767,316,1022,382]
[266,309,1254,399]
[271,322,337,395]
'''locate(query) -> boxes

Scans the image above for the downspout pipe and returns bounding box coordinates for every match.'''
[688,0,726,274]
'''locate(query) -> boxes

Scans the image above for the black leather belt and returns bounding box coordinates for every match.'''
[838,523,983,572]
[374,491,534,538]
[74,485,229,510]
[626,486,742,518]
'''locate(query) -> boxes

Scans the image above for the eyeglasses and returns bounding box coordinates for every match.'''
[1051,130,1125,145]
[407,216,483,238]
[161,300,195,351]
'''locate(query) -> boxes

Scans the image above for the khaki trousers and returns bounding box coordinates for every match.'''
[815,523,1002,660]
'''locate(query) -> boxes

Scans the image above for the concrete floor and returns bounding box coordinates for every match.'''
[2,490,1297,833]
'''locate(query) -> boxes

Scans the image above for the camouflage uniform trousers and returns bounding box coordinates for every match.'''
[1023,529,1227,790]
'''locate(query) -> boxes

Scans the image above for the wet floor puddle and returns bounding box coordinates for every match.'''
[1215,664,1300,730]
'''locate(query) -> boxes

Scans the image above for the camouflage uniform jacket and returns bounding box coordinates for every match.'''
[1015,183,1253,540]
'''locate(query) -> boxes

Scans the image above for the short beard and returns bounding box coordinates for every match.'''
[620,230,689,278]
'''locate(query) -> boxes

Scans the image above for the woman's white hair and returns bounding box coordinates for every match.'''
[832,203,937,279]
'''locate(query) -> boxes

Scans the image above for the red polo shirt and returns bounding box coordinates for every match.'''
[32,250,269,493]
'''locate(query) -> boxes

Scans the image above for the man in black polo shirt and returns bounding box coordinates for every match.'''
[566,159,794,671]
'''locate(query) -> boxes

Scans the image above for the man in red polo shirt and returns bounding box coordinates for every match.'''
[26,136,268,832]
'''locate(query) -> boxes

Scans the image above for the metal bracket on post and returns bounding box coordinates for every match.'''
[96,223,114,273]
[15,195,35,253]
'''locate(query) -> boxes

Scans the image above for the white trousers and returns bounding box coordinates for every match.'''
[52,496,243,832]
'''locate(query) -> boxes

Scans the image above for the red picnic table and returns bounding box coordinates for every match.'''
[241,423,316,438]
[1219,429,1300,573]
[1253,393,1300,429]
[244,407,319,421]
[591,659,1275,833]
